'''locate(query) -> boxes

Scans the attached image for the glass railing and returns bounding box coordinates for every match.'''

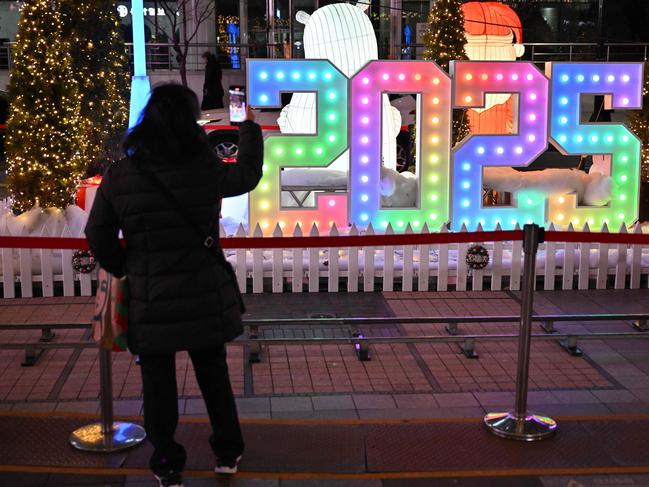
[0,42,645,72]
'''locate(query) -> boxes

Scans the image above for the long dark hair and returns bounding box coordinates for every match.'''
[123,83,210,163]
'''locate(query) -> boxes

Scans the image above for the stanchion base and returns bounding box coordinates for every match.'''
[484,412,556,441]
[69,422,146,452]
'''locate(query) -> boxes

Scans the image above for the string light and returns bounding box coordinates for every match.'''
[629,61,649,184]
[60,0,130,176]
[7,0,129,212]
[422,0,470,146]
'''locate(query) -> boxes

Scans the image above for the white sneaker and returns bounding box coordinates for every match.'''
[154,471,184,487]
[214,454,242,474]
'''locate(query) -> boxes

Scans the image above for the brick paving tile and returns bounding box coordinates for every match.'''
[433,392,479,408]
[605,402,649,414]
[55,401,99,414]
[527,390,561,405]
[311,394,355,410]
[539,402,612,417]
[358,406,486,419]
[2,290,648,413]
[551,390,601,404]
[236,397,270,413]
[473,391,515,406]
[10,401,56,412]
[272,410,359,420]
[185,398,207,415]
[393,393,437,409]
[352,394,396,409]
[630,388,649,402]
[113,400,143,416]
[591,389,640,403]
[270,396,312,412]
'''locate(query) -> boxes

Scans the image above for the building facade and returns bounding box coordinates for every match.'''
[0,1,631,67]
[0,0,642,96]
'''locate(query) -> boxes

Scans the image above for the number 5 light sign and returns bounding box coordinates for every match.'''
[247,59,643,233]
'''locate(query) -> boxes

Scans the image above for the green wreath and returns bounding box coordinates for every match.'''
[72,250,96,274]
[466,244,489,270]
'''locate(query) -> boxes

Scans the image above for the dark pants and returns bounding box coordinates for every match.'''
[139,345,244,475]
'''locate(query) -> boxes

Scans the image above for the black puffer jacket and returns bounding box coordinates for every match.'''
[85,121,263,354]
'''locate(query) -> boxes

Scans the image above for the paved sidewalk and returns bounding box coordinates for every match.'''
[1,289,649,486]
[0,289,648,421]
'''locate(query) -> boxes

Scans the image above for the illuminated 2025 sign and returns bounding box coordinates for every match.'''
[247,60,643,233]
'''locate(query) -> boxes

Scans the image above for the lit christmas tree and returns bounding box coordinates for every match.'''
[423,0,470,145]
[6,0,87,212]
[629,62,649,219]
[629,62,649,183]
[59,0,130,176]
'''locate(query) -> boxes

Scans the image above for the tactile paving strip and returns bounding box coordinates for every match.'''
[123,421,366,473]
[2,415,648,474]
[365,421,629,472]
[0,416,127,468]
[584,420,649,467]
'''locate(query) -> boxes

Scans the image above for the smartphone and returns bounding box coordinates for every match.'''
[229,86,246,125]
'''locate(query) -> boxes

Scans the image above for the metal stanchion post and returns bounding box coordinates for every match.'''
[69,348,146,452]
[484,224,557,441]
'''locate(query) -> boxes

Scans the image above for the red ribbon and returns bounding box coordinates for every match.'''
[0,229,647,250]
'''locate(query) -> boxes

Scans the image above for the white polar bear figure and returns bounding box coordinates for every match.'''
[483,167,614,207]
[278,1,401,173]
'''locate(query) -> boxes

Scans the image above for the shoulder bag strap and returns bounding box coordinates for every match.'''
[139,168,221,257]
[139,167,246,312]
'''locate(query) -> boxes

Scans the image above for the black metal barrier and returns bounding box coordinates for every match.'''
[3,224,649,447]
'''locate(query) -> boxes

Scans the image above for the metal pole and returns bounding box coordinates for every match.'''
[597,0,605,61]
[513,225,539,419]
[268,0,275,58]
[69,348,146,452]
[99,348,114,435]
[288,0,293,58]
[484,224,556,441]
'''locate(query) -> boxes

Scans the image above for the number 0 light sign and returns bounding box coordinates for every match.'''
[247,59,643,233]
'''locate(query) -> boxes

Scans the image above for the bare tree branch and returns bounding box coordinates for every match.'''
[140,0,216,86]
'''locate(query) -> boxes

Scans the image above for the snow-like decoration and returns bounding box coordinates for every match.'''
[379,167,418,208]
[483,168,613,207]
[0,201,88,238]
[279,1,401,171]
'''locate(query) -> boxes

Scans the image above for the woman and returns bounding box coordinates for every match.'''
[85,84,263,487]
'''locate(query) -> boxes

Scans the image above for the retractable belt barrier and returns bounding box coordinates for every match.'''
[0,229,648,250]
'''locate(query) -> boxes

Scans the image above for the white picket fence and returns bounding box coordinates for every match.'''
[0,225,95,298]
[0,221,648,298]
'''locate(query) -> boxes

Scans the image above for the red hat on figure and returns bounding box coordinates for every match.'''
[461,2,525,60]
[462,2,523,42]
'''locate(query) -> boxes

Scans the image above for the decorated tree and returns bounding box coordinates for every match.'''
[629,62,649,183]
[59,0,130,176]
[6,0,87,212]
[423,0,470,145]
[629,62,649,219]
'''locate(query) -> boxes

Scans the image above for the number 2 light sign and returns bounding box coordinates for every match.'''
[247,59,643,233]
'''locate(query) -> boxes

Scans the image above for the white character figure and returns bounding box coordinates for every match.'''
[278,1,401,172]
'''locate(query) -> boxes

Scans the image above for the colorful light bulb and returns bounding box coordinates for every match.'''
[548,62,643,229]
[247,59,348,234]
[450,61,549,230]
[349,60,451,230]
